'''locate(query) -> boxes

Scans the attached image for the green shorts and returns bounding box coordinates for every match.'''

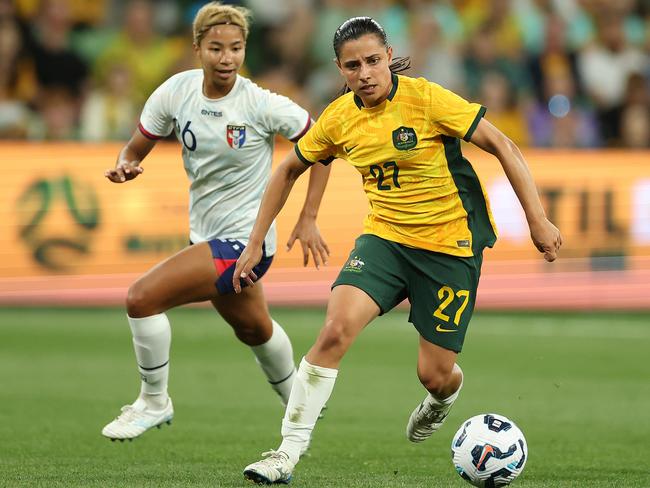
[332,234,483,352]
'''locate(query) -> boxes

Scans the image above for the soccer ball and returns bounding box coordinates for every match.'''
[451,413,528,487]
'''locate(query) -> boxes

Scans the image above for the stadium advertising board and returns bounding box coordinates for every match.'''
[1,142,649,308]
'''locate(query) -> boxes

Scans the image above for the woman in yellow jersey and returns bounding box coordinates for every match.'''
[235,17,562,484]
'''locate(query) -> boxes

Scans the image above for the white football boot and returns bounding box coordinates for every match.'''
[243,450,295,485]
[102,397,174,441]
[406,394,455,443]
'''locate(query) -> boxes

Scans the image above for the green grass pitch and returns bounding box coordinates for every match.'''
[1,307,649,487]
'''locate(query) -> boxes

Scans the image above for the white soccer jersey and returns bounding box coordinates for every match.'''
[139,69,311,256]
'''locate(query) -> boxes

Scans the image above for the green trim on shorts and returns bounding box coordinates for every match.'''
[333,234,483,352]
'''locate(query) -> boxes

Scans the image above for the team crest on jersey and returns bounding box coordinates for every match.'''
[392,126,417,151]
[227,125,246,149]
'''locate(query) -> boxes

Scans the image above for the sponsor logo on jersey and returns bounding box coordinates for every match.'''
[201,109,223,117]
[344,256,365,273]
[456,239,470,248]
[227,125,246,149]
[392,126,417,150]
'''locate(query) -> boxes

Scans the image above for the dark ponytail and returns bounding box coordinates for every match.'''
[333,16,410,97]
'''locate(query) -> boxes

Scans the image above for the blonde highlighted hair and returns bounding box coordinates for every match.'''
[192,1,252,46]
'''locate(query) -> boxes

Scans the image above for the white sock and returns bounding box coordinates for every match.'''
[428,364,463,407]
[128,313,171,407]
[250,320,296,406]
[279,357,338,463]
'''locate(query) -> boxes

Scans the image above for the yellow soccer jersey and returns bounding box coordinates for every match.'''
[296,74,498,257]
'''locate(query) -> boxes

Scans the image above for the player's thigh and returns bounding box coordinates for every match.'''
[325,284,382,334]
[406,251,483,353]
[129,242,220,314]
[307,284,382,366]
[210,281,273,342]
[308,234,407,363]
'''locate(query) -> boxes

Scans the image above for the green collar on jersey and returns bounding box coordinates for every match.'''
[354,73,399,109]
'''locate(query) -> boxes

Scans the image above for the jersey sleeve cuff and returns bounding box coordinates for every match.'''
[463,106,487,142]
[295,145,315,166]
[295,144,336,166]
[138,122,165,140]
[289,115,312,143]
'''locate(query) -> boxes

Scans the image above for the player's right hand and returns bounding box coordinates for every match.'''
[233,244,262,293]
[105,161,143,183]
[530,218,562,262]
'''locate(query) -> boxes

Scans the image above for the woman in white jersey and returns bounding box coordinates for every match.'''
[101,2,330,441]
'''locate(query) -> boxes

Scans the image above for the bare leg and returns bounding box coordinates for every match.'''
[417,337,462,399]
[211,282,273,346]
[126,242,219,318]
[281,285,380,459]
[103,242,223,440]
[243,285,381,483]
[306,285,381,368]
[406,337,463,443]
[211,284,296,405]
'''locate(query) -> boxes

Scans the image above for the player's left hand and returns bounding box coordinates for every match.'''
[530,218,562,262]
[286,215,330,269]
[232,244,261,293]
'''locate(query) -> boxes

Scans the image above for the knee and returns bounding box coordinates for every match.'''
[126,280,157,318]
[233,321,271,346]
[417,366,453,397]
[316,315,353,354]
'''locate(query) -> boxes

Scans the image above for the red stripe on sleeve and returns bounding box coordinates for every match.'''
[290,116,313,143]
[138,122,164,140]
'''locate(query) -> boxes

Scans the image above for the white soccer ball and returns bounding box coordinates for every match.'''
[451,413,528,487]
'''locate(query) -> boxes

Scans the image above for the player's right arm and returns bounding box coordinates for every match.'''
[233,150,311,293]
[470,118,562,262]
[105,129,157,183]
[106,73,175,183]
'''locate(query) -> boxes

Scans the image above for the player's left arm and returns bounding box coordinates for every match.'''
[469,118,562,262]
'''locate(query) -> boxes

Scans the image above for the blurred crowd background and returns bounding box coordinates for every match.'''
[1,0,649,147]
